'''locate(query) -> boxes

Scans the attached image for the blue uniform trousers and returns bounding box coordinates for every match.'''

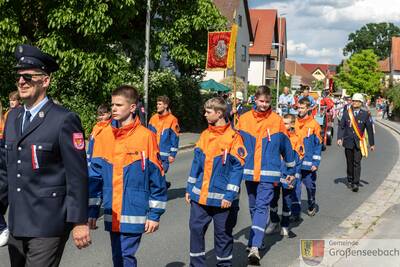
[189,201,238,267]
[245,181,275,248]
[270,186,292,227]
[291,170,317,215]
[0,214,6,231]
[110,232,142,267]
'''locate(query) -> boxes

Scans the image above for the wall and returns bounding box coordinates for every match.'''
[248,55,266,85]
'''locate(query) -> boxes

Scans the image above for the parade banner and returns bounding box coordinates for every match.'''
[226,23,238,69]
[206,31,231,70]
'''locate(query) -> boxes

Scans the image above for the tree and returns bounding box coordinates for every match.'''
[220,76,245,92]
[343,23,400,60]
[336,50,383,96]
[0,0,227,133]
[312,80,324,91]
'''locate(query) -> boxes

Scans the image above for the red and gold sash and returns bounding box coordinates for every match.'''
[348,107,368,157]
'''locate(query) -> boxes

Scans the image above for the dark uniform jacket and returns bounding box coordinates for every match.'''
[337,108,375,149]
[0,99,88,237]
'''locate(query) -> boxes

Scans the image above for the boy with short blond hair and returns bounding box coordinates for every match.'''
[186,97,246,266]
[267,113,303,236]
[294,98,322,217]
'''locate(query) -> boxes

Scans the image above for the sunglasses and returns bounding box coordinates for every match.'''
[15,73,45,83]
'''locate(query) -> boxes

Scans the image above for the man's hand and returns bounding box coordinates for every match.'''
[144,220,159,234]
[221,199,232,209]
[72,223,91,249]
[311,166,318,172]
[168,156,175,164]
[285,175,295,189]
[185,193,191,204]
[88,218,98,230]
[370,145,375,152]
[231,107,237,115]
[337,139,342,146]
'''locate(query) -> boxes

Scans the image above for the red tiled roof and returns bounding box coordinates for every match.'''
[301,63,338,75]
[249,9,277,55]
[392,37,400,71]
[379,58,390,73]
[285,60,315,86]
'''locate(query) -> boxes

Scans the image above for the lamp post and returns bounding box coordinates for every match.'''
[275,13,286,110]
[143,0,151,125]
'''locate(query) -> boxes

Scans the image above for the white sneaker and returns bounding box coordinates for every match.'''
[280,227,289,237]
[248,247,260,265]
[265,222,280,234]
[0,228,9,247]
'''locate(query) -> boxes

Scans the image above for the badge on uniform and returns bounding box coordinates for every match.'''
[39,111,44,118]
[237,147,246,158]
[73,133,85,150]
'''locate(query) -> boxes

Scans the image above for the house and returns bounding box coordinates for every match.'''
[379,36,400,87]
[204,0,254,96]
[301,64,338,81]
[247,9,287,86]
[285,60,315,88]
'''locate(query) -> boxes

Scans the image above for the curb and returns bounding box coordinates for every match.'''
[178,143,196,151]
[375,119,400,135]
[324,122,400,240]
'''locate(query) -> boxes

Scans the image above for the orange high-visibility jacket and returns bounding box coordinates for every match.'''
[237,109,295,183]
[295,115,322,170]
[148,112,179,160]
[186,124,246,207]
[88,117,167,233]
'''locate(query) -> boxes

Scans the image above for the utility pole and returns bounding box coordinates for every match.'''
[276,14,286,110]
[144,0,151,125]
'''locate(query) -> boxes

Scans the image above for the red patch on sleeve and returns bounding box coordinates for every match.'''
[73,133,85,150]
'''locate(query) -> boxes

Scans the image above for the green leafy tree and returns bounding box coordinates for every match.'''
[312,80,324,91]
[0,0,227,133]
[336,49,384,96]
[343,22,400,59]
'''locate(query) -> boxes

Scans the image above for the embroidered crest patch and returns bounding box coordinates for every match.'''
[237,147,246,158]
[73,133,85,150]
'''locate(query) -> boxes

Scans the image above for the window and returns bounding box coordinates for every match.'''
[241,45,246,62]
[238,15,242,27]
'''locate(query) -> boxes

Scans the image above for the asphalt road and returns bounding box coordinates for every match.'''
[0,123,398,267]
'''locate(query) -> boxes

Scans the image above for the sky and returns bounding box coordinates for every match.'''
[249,0,400,65]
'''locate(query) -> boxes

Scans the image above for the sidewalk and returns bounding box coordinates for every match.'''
[375,116,400,135]
[179,132,200,150]
[365,117,400,238]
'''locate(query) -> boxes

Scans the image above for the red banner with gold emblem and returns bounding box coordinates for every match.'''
[206,31,231,70]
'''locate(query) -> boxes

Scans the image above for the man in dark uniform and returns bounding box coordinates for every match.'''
[0,44,91,267]
[337,93,375,192]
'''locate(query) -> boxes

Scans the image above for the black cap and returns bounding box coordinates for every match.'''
[14,44,59,74]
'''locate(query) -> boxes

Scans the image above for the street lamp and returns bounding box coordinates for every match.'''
[274,13,286,110]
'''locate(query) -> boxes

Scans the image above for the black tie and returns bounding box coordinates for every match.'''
[354,110,359,117]
[22,111,31,133]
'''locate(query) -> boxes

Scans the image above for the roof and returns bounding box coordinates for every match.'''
[378,58,390,73]
[249,9,278,55]
[301,63,338,75]
[392,37,400,71]
[212,0,254,42]
[285,60,316,86]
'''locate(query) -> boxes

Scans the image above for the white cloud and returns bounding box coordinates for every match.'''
[250,0,400,64]
[287,40,338,58]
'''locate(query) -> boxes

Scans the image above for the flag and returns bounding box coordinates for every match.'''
[227,23,238,69]
[206,31,231,70]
